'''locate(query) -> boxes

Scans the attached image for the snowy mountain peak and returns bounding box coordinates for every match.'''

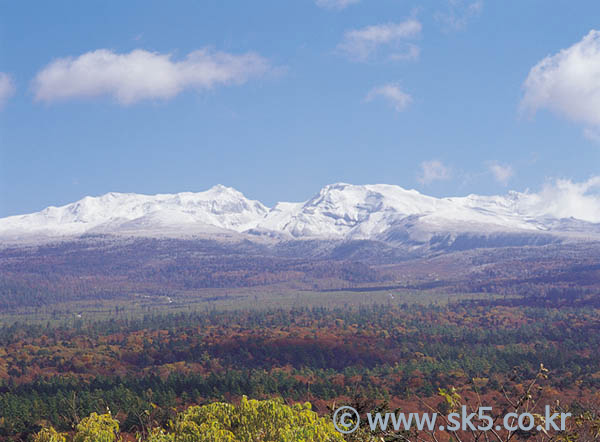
[0,186,269,240]
[1,183,599,245]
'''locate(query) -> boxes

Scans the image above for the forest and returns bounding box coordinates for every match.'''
[2,238,600,312]
[1,300,600,441]
[1,239,600,440]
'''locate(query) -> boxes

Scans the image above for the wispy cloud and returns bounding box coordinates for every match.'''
[33,48,272,105]
[365,83,412,112]
[488,162,514,185]
[418,160,452,184]
[338,20,422,62]
[388,45,421,61]
[521,30,600,139]
[517,177,600,223]
[0,73,15,109]
[315,0,360,10]
[435,0,483,31]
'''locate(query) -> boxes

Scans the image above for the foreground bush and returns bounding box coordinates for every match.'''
[32,397,344,442]
[31,427,67,442]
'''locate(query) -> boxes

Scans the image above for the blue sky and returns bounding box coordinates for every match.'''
[1,0,600,216]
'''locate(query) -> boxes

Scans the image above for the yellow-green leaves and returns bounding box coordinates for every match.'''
[145,428,175,442]
[167,396,343,442]
[32,398,344,442]
[73,412,119,442]
[32,427,67,442]
[438,387,461,411]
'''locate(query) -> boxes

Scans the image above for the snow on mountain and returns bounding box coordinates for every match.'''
[0,185,268,241]
[261,183,544,239]
[1,182,599,244]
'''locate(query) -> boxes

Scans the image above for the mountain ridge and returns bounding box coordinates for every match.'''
[1,183,599,249]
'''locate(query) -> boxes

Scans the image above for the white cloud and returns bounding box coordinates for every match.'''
[435,0,483,31]
[488,162,514,185]
[516,177,600,223]
[418,160,452,185]
[33,48,272,105]
[521,30,600,137]
[0,73,15,109]
[338,20,422,61]
[365,83,412,112]
[315,0,360,10]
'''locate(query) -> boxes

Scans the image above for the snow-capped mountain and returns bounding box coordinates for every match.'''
[1,183,599,249]
[0,185,268,241]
